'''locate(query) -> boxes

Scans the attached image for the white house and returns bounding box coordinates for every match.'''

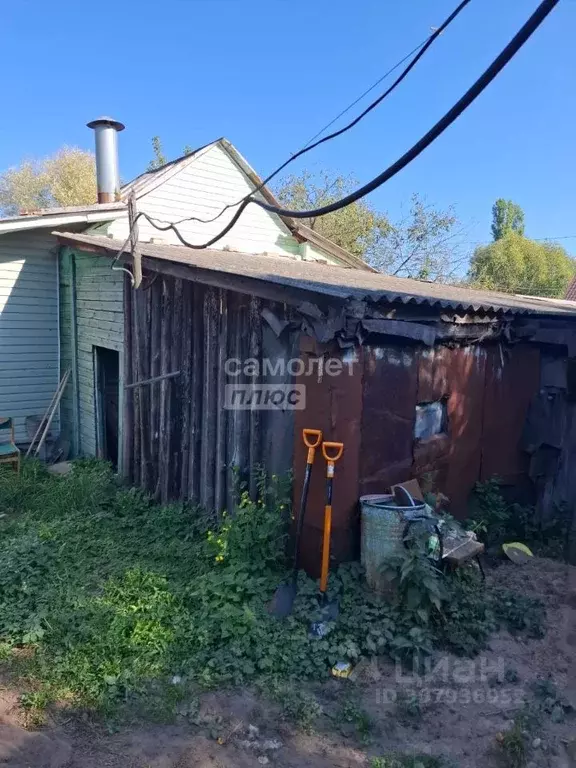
[0,118,371,447]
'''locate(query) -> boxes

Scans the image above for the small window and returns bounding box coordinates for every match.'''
[414,400,447,440]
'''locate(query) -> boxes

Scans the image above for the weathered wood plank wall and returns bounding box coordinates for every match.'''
[123,273,295,510]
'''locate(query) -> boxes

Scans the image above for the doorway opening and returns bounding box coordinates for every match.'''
[94,346,120,469]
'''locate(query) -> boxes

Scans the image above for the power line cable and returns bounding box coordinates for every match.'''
[297,39,431,151]
[150,0,472,231]
[138,0,559,252]
[249,0,559,222]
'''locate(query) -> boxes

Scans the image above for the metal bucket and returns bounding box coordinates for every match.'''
[360,494,427,594]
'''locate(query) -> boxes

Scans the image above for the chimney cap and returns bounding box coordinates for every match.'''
[86,116,125,132]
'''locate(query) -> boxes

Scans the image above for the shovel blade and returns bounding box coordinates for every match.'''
[269,582,297,618]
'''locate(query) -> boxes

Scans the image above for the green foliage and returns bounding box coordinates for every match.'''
[469,232,575,298]
[275,170,390,261]
[491,590,545,638]
[147,137,196,171]
[496,721,528,768]
[0,147,97,215]
[336,697,374,742]
[266,681,322,732]
[147,136,168,170]
[371,755,450,768]
[380,548,448,627]
[529,678,574,722]
[0,461,547,721]
[468,478,568,556]
[275,175,461,280]
[433,574,496,656]
[491,199,525,241]
[372,194,462,281]
[395,690,423,721]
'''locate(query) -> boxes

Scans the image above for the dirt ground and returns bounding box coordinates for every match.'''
[0,556,574,768]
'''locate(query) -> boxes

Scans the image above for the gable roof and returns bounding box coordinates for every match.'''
[55,231,576,318]
[121,139,374,271]
[0,138,372,271]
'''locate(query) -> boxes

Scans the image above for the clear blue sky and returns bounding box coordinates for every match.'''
[2,0,575,255]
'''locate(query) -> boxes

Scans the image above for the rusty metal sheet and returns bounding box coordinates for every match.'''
[359,345,418,494]
[412,433,451,493]
[481,344,540,484]
[417,346,451,402]
[443,346,487,517]
[293,339,363,577]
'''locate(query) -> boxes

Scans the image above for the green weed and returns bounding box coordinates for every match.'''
[371,754,449,768]
[496,722,528,768]
[337,697,374,742]
[0,460,547,722]
[468,477,568,557]
[269,682,322,732]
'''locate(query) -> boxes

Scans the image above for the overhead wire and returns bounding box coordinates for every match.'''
[141,0,473,232]
[296,39,430,152]
[133,0,559,252]
[250,0,560,221]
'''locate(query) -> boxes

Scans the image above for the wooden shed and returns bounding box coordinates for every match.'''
[55,231,576,570]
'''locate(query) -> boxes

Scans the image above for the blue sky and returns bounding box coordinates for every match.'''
[2,0,575,255]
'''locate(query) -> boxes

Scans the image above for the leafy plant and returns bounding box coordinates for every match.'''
[371,754,450,768]
[496,722,528,768]
[468,478,568,557]
[0,460,546,723]
[395,690,423,721]
[380,546,448,626]
[337,697,374,743]
[491,590,545,638]
[269,683,323,733]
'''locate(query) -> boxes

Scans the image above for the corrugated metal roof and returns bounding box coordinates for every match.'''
[55,231,576,317]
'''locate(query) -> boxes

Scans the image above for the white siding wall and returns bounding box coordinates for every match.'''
[108,144,303,257]
[74,252,124,457]
[0,231,59,442]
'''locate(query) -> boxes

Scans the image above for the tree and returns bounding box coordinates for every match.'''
[469,232,575,298]
[275,170,390,261]
[275,171,463,280]
[147,136,168,171]
[491,198,525,240]
[370,194,464,281]
[147,138,194,171]
[0,147,96,215]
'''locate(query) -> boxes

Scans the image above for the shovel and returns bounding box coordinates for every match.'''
[270,428,323,618]
[310,441,344,637]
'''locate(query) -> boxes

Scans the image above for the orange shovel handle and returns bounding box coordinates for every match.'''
[322,441,344,463]
[320,503,332,593]
[303,429,322,464]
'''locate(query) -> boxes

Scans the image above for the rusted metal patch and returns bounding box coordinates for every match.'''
[481,344,540,484]
[359,345,418,494]
[293,339,363,576]
[443,346,487,517]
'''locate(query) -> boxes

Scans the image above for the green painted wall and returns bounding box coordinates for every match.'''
[59,248,124,460]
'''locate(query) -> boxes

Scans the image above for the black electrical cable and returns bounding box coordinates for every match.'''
[252,0,559,220]
[157,0,472,230]
[140,0,559,250]
[297,39,429,151]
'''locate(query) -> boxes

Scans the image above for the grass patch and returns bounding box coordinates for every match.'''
[496,722,528,768]
[0,460,547,721]
[468,477,568,558]
[371,755,450,768]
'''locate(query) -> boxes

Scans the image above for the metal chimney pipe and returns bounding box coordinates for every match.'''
[86,116,125,203]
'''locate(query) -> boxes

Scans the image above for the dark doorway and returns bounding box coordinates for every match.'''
[94,346,120,469]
